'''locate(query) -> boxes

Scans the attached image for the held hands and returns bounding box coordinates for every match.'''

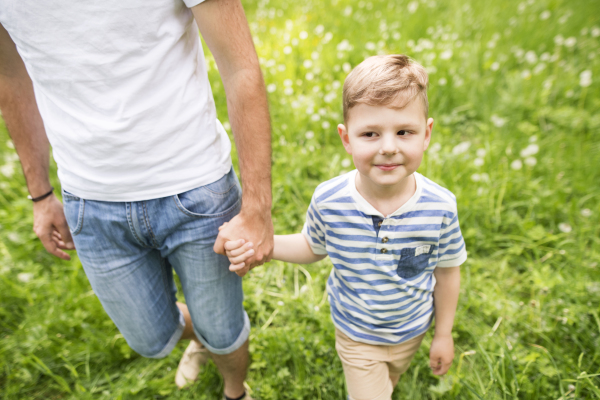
[32,194,75,260]
[219,223,256,273]
[429,334,454,376]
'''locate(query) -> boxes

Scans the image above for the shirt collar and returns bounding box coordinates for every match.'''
[348,169,423,218]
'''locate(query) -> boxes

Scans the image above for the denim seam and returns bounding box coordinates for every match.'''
[145,311,186,359]
[126,203,149,248]
[141,201,159,248]
[193,311,251,355]
[202,182,237,197]
[172,195,242,218]
[70,198,85,236]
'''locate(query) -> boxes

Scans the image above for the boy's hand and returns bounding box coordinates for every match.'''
[429,334,454,375]
[218,223,256,274]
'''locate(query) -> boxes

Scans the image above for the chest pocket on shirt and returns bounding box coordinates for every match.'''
[397,245,435,279]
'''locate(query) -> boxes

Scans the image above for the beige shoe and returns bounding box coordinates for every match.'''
[222,393,254,400]
[175,340,210,388]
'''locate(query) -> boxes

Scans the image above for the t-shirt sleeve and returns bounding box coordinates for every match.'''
[183,0,207,8]
[437,205,467,267]
[301,194,328,255]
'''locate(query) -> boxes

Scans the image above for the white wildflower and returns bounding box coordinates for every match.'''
[581,208,592,217]
[314,305,320,311]
[284,79,293,87]
[343,62,352,73]
[267,84,276,93]
[521,69,532,79]
[540,52,551,61]
[476,148,487,157]
[283,46,292,54]
[438,78,447,86]
[529,135,538,142]
[580,70,592,87]
[305,131,314,139]
[17,272,34,283]
[299,31,308,40]
[533,63,546,75]
[554,35,564,45]
[303,60,313,69]
[510,159,523,170]
[323,32,333,43]
[322,121,331,129]
[0,163,14,178]
[311,51,319,60]
[525,51,537,64]
[540,10,551,20]
[291,38,299,46]
[284,87,294,96]
[343,6,352,16]
[311,114,320,121]
[365,42,376,51]
[524,157,537,166]
[474,158,484,167]
[429,142,441,153]
[558,223,572,233]
[341,159,352,168]
[491,114,506,127]
[471,173,481,182]
[491,62,500,71]
[564,37,577,48]
[452,141,471,155]
[520,144,539,157]
[407,1,418,13]
[278,301,285,306]
[314,25,324,35]
[592,27,600,38]
[440,50,453,60]
[305,72,314,81]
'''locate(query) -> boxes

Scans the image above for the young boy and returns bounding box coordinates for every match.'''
[224,54,466,400]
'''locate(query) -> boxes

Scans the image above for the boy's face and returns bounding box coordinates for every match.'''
[338,98,433,193]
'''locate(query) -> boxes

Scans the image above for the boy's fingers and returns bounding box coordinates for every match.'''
[228,249,255,265]
[224,239,246,251]
[227,242,254,257]
[229,262,246,272]
[218,222,229,231]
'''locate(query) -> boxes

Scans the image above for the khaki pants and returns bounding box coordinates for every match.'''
[335,329,425,400]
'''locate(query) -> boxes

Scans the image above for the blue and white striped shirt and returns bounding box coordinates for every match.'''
[302,170,467,345]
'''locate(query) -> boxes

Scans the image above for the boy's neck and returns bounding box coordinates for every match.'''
[355,172,417,217]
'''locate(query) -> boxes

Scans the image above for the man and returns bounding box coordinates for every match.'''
[0,0,273,398]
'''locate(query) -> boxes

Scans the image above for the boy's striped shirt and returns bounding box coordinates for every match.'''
[302,170,467,345]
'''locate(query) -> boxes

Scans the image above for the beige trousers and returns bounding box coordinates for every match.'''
[335,329,426,400]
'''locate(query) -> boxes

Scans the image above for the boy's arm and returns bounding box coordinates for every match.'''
[273,234,327,264]
[430,265,461,375]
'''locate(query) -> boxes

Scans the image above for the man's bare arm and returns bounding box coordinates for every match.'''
[191,0,273,275]
[0,23,74,260]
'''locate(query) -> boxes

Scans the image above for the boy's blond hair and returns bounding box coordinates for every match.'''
[342,54,429,123]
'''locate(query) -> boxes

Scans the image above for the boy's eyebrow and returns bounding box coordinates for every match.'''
[359,122,422,131]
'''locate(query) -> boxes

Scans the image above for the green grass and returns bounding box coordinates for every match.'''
[1,0,600,398]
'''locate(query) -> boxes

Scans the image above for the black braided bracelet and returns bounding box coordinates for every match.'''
[27,187,54,202]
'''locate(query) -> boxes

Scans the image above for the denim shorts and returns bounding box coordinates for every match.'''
[62,168,249,357]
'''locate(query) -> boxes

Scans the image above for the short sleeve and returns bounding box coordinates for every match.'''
[437,206,467,267]
[183,0,207,8]
[301,195,328,255]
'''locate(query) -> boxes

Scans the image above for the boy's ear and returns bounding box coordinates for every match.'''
[338,124,352,154]
[423,118,434,151]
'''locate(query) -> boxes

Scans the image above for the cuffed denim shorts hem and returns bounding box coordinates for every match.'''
[195,311,250,355]
[146,311,186,359]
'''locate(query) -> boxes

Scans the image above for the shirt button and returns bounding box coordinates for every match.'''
[382,237,389,243]
[378,221,383,227]
[380,248,388,254]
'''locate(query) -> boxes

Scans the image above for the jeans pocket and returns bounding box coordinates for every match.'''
[174,170,242,218]
[397,245,434,279]
[62,190,85,236]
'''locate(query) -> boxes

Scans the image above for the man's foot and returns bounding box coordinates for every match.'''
[223,393,254,400]
[175,340,210,388]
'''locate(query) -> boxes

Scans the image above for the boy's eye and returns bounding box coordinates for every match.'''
[397,130,409,136]
[364,132,376,137]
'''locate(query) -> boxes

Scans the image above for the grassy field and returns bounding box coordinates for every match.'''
[1,0,600,398]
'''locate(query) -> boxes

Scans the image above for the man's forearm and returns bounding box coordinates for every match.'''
[433,266,461,336]
[0,24,51,197]
[223,67,272,214]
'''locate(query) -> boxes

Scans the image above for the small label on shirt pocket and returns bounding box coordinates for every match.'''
[397,245,435,279]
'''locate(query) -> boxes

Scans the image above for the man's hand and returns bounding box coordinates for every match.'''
[214,210,273,277]
[429,334,454,376]
[32,194,75,260]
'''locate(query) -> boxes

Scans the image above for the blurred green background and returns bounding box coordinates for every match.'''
[1,0,599,398]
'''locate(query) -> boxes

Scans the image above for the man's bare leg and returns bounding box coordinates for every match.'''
[176,302,248,398]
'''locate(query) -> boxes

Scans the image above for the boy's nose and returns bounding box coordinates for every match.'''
[379,136,399,155]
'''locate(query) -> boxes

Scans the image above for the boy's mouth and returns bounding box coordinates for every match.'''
[375,164,401,171]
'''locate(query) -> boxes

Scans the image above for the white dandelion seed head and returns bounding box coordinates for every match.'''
[491,62,500,71]
[474,158,484,167]
[310,114,320,121]
[438,78,447,86]
[267,83,276,93]
[314,25,324,35]
[365,42,376,51]
[429,142,442,153]
[521,69,532,80]
[314,305,320,311]
[284,79,293,87]
[284,87,294,96]
[581,208,592,217]
[471,173,481,182]
[303,59,313,69]
[278,301,285,306]
[554,35,564,45]
[311,51,319,60]
[564,37,577,47]
[580,70,592,87]
[323,32,333,43]
[558,223,572,233]
[520,144,539,157]
[306,72,314,81]
[322,121,331,129]
[283,46,292,54]
[524,156,537,167]
[510,159,523,170]
[341,158,352,168]
[476,148,487,157]
[0,163,15,178]
[308,145,315,152]
[529,135,538,142]
[440,49,453,60]
[525,51,537,64]
[343,6,353,16]
[342,62,352,73]
[592,27,600,38]
[305,131,314,139]
[491,114,506,127]
[407,1,418,13]
[299,31,308,40]
[17,272,33,283]
[332,80,341,89]
[452,141,471,155]
[540,10,551,20]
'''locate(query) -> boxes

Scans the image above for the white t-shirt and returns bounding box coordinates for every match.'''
[0,0,232,201]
